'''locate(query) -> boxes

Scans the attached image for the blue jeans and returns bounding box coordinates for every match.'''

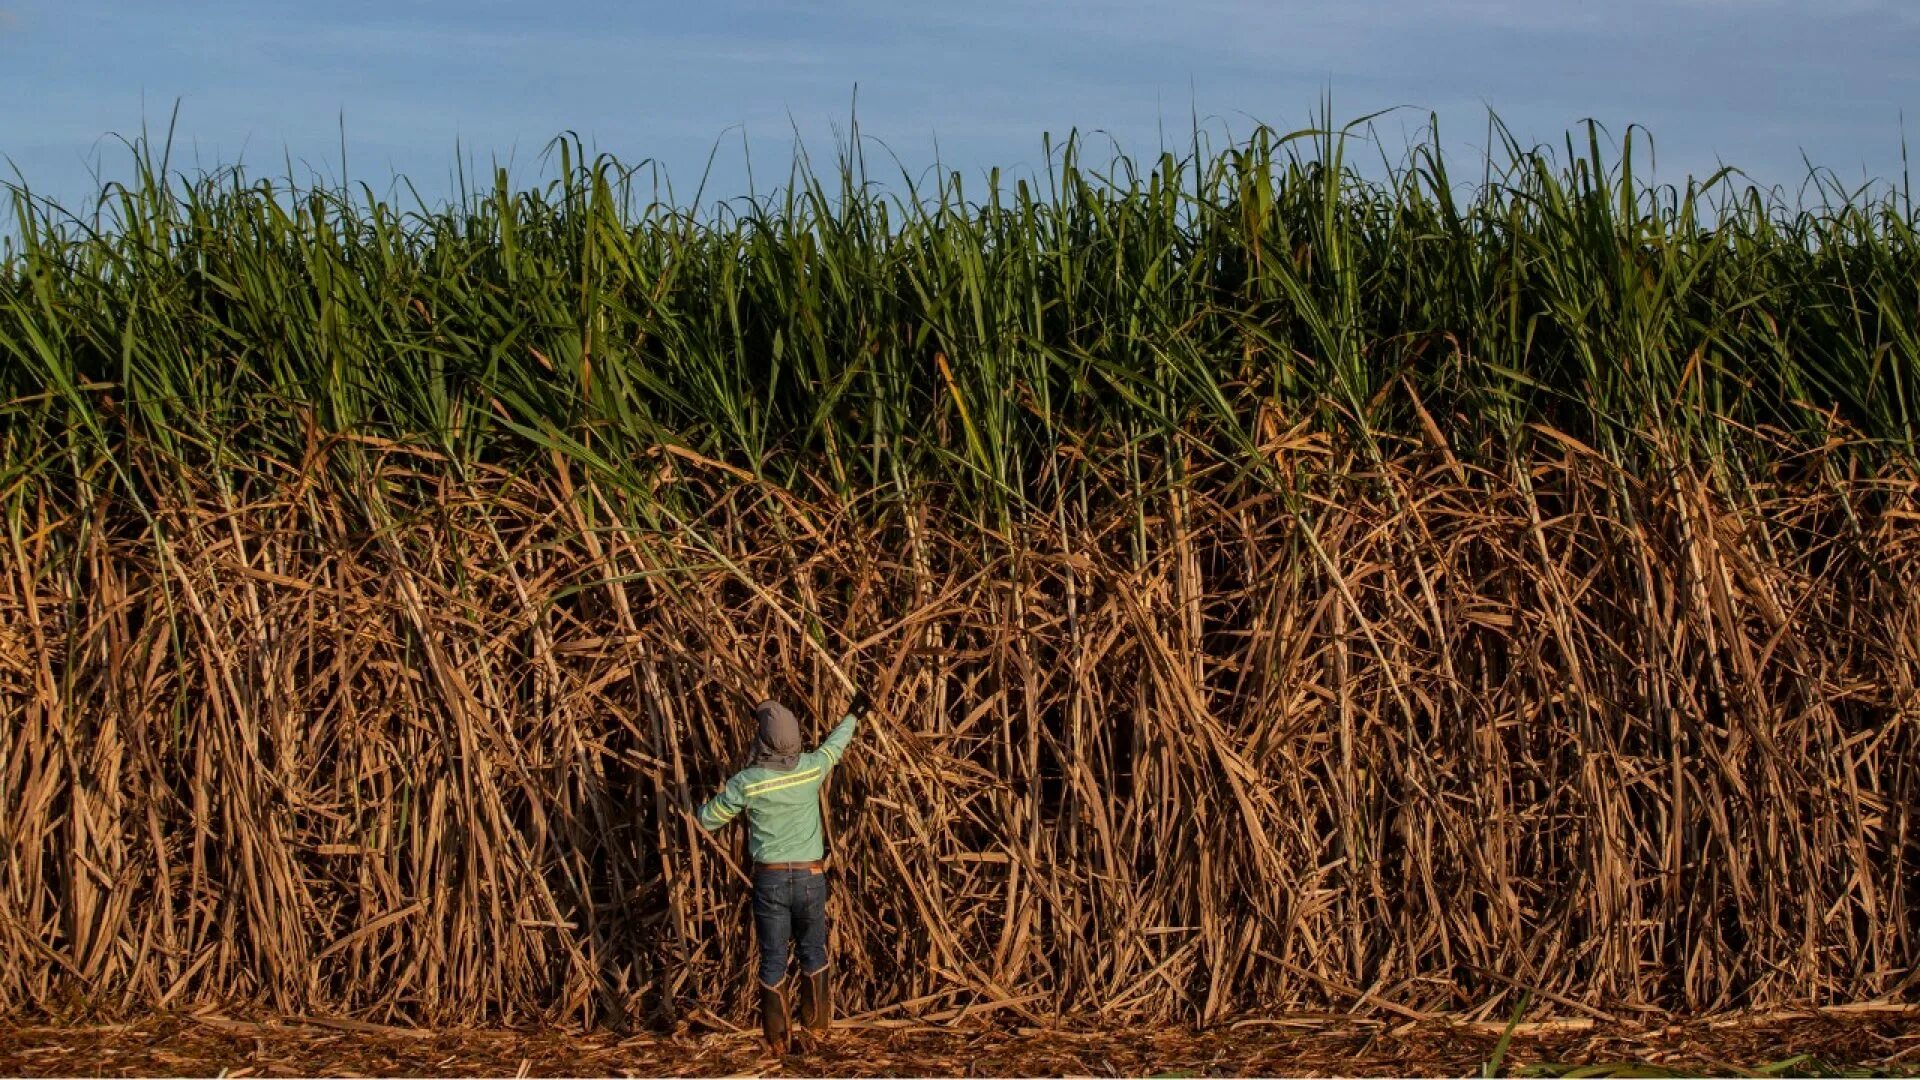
[752,868,829,988]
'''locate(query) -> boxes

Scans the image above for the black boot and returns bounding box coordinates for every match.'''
[797,965,833,1035]
[760,978,791,1056]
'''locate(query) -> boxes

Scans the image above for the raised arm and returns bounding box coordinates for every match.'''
[815,713,859,769]
[697,772,750,831]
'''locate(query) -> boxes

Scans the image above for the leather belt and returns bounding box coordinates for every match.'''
[755,860,824,873]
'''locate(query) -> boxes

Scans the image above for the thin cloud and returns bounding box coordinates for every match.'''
[3,0,1912,209]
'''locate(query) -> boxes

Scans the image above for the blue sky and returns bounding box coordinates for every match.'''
[2,0,1915,209]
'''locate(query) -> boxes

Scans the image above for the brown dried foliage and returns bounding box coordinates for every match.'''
[2,440,1917,1026]
[6,1010,1919,1077]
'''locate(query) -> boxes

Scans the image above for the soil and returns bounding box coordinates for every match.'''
[2,1010,1916,1077]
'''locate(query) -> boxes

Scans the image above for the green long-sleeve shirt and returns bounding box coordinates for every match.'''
[697,714,858,863]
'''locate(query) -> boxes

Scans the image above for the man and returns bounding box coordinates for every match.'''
[697,692,863,1055]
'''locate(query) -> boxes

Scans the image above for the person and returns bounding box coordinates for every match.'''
[697,691,864,1055]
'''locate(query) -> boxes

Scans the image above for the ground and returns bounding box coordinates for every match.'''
[2,1010,1916,1077]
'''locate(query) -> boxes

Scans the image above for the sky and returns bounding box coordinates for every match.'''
[1,0,1915,210]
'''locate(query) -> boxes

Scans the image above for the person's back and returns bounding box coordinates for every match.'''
[697,695,862,1055]
[698,721,854,863]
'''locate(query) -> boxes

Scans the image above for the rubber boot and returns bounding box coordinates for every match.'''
[797,965,833,1035]
[760,978,791,1056]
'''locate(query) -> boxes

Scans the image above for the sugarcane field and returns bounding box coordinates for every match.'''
[4,17,1920,1069]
